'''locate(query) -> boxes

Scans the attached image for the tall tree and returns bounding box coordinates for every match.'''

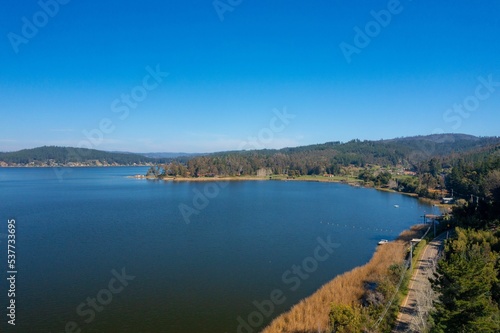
[431,229,500,333]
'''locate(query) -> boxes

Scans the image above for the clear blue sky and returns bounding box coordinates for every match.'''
[1,0,499,153]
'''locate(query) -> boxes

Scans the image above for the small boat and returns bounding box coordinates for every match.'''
[394,205,399,208]
[378,239,389,245]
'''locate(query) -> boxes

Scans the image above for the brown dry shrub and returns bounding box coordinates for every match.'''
[261,225,426,333]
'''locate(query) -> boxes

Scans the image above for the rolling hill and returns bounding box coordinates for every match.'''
[0,146,167,166]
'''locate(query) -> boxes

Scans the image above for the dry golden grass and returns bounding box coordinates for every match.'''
[261,225,427,333]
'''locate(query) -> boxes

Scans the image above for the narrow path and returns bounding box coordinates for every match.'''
[392,233,447,333]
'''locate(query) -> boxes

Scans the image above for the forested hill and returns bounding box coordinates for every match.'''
[1,134,499,168]
[0,146,168,166]
[178,134,500,177]
[280,134,497,158]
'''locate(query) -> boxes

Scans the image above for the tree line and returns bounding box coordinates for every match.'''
[326,145,500,332]
[0,146,170,165]
[424,147,500,332]
[148,134,500,178]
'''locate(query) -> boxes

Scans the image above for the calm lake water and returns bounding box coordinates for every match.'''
[0,167,439,333]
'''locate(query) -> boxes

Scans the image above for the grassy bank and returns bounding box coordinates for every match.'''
[137,174,365,185]
[261,225,428,333]
[137,174,452,210]
[151,174,453,212]
[163,175,268,181]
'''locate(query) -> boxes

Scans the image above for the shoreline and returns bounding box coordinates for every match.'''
[262,224,429,333]
[131,174,365,185]
[0,165,153,168]
[135,172,447,330]
[131,174,448,207]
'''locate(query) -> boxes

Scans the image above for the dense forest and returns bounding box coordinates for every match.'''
[3,134,500,331]
[257,135,500,332]
[149,134,500,178]
[151,133,500,333]
[146,135,500,204]
[325,138,500,332]
[2,134,498,170]
[323,145,500,332]
[428,150,500,332]
[0,146,170,166]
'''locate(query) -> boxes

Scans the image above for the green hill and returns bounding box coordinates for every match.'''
[0,146,167,166]
[177,134,500,177]
[2,134,499,169]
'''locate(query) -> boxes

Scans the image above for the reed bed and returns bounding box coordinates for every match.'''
[261,225,426,333]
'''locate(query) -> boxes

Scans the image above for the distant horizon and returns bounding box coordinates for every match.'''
[2,1,499,153]
[1,132,498,155]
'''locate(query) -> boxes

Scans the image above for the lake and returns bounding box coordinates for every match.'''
[0,167,439,333]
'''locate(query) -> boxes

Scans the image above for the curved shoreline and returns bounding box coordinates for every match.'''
[131,174,448,207]
[132,173,445,331]
[261,224,428,333]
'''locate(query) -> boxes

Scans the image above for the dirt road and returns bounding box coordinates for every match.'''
[392,233,447,333]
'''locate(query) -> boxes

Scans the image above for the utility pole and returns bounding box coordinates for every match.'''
[410,242,413,269]
[410,239,422,269]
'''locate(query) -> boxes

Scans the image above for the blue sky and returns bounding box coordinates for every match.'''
[1,0,499,153]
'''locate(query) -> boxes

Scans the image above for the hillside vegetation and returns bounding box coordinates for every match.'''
[3,134,500,332]
[260,135,500,332]
[148,134,500,178]
[0,146,168,166]
[428,148,500,332]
